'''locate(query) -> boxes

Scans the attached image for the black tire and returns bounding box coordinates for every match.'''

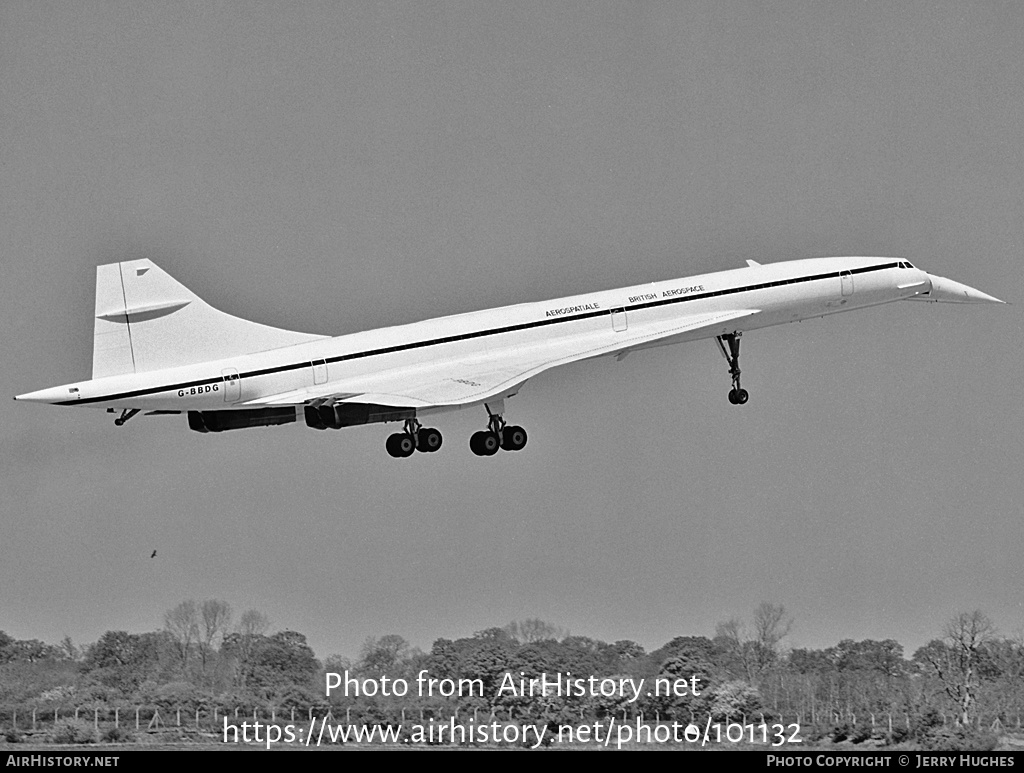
[735,389,749,405]
[502,425,528,451]
[470,431,487,456]
[386,433,404,457]
[728,389,738,405]
[418,428,443,452]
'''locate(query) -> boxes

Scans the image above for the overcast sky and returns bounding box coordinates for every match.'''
[2,1,1021,665]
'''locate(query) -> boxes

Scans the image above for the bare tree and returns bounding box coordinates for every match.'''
[238,609,269,638]
[919,610,996,724]
[715,617,755,681]
[753,602,794,672]
[716,603,794,681]
[225,609,270,688]
[199,599,233,672]
[164,600,200,671]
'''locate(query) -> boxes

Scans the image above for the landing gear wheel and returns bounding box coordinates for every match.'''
[386,434,402,457]
[386,433,415,458]
[469,431,485,456]
[735,388,749,405]
[481,432,500,455]
[470,430,500,456]
[501,425,528,451]
[417,427,443,453]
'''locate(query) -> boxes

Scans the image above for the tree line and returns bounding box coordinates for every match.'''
[2,603,1021,747]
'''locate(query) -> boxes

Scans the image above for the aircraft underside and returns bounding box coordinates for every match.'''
[165,328,752,458]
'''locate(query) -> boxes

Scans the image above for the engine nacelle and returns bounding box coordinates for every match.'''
[305,403,415,430]
[188,408,296,433]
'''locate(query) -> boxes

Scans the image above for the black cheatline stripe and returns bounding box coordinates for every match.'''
[61,263,899,406]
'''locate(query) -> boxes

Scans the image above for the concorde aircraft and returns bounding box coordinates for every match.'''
[14,257,1003,457]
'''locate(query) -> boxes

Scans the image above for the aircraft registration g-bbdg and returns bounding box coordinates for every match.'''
[15,257,1003,457]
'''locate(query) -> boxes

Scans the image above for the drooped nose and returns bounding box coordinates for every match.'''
[920,274,1005,304]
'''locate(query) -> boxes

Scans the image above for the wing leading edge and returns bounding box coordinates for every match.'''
[245,308,761,411]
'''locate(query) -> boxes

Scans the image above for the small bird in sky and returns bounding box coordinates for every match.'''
[150,550,157,558]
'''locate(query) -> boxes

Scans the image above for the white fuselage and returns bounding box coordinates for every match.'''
[33,257,928,413]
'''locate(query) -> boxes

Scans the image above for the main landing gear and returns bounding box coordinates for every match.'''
[715,332,749,405]
[386,418,443,458]
[114,408,140,426]
[470,402,527,457]
[383,402,528,458]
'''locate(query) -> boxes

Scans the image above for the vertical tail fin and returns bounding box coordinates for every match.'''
[92,260,325,378]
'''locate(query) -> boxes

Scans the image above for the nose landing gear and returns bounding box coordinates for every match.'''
[716,332,749,405]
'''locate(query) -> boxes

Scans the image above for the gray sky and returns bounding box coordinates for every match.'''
[2,1,1021,663]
